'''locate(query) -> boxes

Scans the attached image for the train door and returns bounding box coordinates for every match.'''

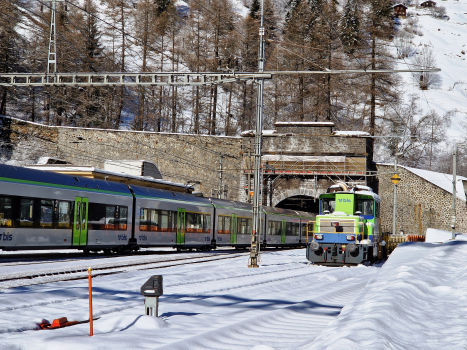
[230,214,237,244]
[73,197,89,246]
[281,220,286,244]
[177,208,186,245]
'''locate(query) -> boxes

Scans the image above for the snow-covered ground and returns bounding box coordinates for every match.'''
[1,236,467,349]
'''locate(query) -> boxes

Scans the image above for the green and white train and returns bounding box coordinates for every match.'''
[306,183,387,265]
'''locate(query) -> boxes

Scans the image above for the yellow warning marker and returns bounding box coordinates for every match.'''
[391,174,401,185]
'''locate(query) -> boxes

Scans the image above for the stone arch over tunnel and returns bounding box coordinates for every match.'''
[274,195,320,213]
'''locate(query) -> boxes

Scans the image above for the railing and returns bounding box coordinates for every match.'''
[305,220,364,243]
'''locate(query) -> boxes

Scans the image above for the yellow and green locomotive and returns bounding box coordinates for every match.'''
[306,183,386,265]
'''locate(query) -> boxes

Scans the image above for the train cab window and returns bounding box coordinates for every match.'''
[58,201,72,229]
[160,210,175,232]
[20,199,34,227]
[218,215,231,234]
[237,217,252,235]
[0,197,12,227]
[321,198,335,214]
[356,199,374,216]
[40,200,54,228]
[268,221,282,235]
[286,222,300,236]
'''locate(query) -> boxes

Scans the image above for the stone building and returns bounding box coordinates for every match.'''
[377,164,467,235]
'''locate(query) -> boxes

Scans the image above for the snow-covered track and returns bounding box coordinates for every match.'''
[0,252,249,289]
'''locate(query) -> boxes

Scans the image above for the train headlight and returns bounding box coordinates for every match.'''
[346,235,355,241]
[314,234,323,240]
[331,222,339,227]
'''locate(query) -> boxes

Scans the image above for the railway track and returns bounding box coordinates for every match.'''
[0,251,250,289]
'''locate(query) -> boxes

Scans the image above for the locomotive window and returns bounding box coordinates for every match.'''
[58,201,72,229]
[321,198,335,214]
[356,199,374,216]
[286,222,300,236]
[40,200,54,228]
[0,197,12,227]
[20,199,34,227]
[375,202,380,218]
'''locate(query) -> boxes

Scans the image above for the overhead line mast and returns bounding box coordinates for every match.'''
[249,0,266,268]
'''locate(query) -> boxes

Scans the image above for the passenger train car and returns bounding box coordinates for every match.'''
[0,164,315,253]
[306,183,386,265]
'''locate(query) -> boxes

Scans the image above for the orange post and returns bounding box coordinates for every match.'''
[88,267,93,336]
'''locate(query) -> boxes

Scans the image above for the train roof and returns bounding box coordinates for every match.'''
[130,184,212,205]
[209,197,253,210]
[262,206,302,217]
[0,163,132,195]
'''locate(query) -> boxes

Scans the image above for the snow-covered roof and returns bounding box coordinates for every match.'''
[378,163,467,201]
[393,3,408,8]
[240,130,276,136]
[262,155,346,162]
[332,131,370,137]
[274,122,334,126]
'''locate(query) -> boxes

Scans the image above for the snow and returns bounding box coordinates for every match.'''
[1,238,467,349]
[425,228,453,242]
[332,131,370,137]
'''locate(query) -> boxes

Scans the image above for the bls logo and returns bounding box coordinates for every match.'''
[2,233,12,241]
[118,234,128,241]
[338,199,351,203]
[139,235,148,241]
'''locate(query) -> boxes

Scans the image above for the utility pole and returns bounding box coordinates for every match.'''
[44,0,64,83]
[249,0,265,268]
[451,143,465,239]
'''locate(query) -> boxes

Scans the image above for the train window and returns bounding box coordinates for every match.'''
[237,217,251,235]
[20,199,34,227]
[218,216,231,234]
[150,209,159,231]
[105,206,116,229]
[286,222,300,236]
[119,206,128,230]
[88,203,105,230]
[40,200,54,228]
[356,199,374,216]
[58,201,72,229]
[140,208,149,231]
[160,210,175,232]
[0,197,12,227]
[321,198,335,214]
[186,212,210,233]
[268,221,282,235]
[375,202,380,218]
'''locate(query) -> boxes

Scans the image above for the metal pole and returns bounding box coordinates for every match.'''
[218,155,223,199]
[392,156,397,235]
[249,0,265,268]
[452,144,457,239]
[88,267,93,336]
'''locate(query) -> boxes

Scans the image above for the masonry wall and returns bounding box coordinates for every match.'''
[377,164,467,235]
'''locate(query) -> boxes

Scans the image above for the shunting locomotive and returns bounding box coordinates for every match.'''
[306,183,386,265]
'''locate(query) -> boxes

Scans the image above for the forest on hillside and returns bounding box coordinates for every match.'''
[0,0,464,174]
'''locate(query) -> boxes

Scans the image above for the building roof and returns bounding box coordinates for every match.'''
[378,164,467,201]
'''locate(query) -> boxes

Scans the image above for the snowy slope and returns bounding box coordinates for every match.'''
[396,1,467,140]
